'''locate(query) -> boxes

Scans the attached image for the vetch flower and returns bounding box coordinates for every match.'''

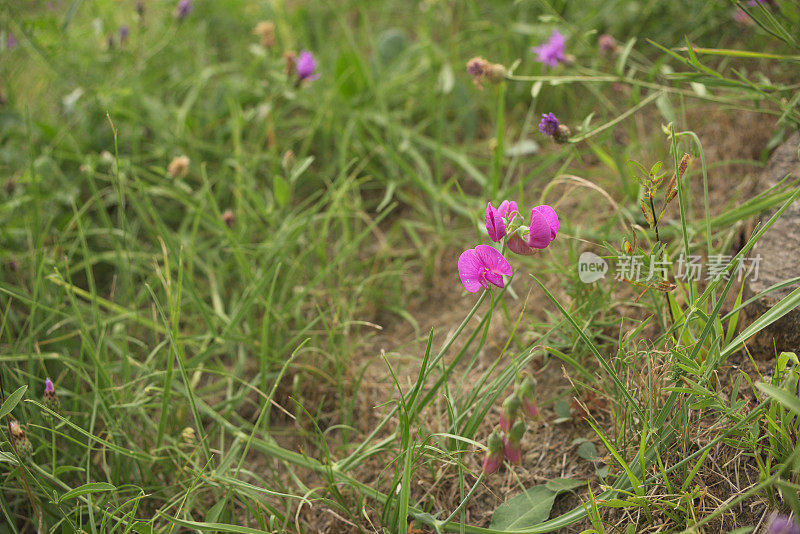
[175,0,192,20]
[767,514,800,534]
[507,205,559,255]
[518,377,539,419]
[538,113,559,136]
[500,394,520,432]
[119,26,129,45]
[532,31,566,68]
[458,245,513,293]
[482,431,504,475]
[484,200,518,242]
[503,421,526,465]
[295,50,319,82]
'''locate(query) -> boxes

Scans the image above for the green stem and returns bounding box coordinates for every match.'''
[492,83,506,199]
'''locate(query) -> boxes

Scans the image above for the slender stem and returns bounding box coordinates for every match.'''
[492,83,506,199]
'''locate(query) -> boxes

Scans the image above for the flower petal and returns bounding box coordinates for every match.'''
[532,205,559,239]
[458,249,484,293]
[526,209,553,249]
[475,244,513,277]
[484,202,506,242]
[507,232,536,256]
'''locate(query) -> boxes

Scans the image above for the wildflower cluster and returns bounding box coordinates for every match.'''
[458,200,558,293]
[482,377,540,474]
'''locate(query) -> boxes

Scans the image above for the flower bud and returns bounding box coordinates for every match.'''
[43,377,60,414]
[181,426,196,444]
[500,394,520,432]
[517,377,539,419]
[222,209,235,228]
[486,63,506,84]
[503,421,526,465]
[482,431,504,475]
[8,420,32,456]
[623,240,633,254]
[253,20,276,48]
[553,124,571,144]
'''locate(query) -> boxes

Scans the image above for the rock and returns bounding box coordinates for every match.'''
[743,132,800,357]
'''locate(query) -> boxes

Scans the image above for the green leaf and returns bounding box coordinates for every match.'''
[55,482,116,504]
[129,523,153,534]
[546,478,586,493]
[0,385,27,419]
[577,441,599,461]
[758,382,800,416]
[491,485,558,530]
[273,175,290,207]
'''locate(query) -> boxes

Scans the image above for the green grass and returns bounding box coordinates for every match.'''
[1,0,800,532]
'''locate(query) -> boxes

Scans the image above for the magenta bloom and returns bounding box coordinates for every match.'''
[175,0,192,19]
[484,200,519,242]
[458,245,512,293]
[507,205,559,255]
[45,378,54,394]
[538,113,560,136]
[532,31,566,68]
[296,50,319,82]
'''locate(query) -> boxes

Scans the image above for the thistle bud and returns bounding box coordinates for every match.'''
[168,155,190,178]
[466,57,490,88]
[43,377,60,413]
[482,431,504,475]
[8,420,32,456]
[284,51,297,77]
[486,63,506,84]
[253,21,276,48]
[503,421,526,464]
[517,378,539,419]
[553,124,571,144]
[500,394,520,432]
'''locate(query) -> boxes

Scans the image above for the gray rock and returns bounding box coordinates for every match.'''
[743,132,800,357]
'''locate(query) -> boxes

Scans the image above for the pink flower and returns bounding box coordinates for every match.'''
[532,31,566,68]
[484,200,519,242]
[295,50,319,82]
[507,205,559,255]
[45,378,54,394]
[458,245,513,293]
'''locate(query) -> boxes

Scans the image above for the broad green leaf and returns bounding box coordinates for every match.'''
[491,485,558,530]
[0,385,27,419]
[577,441,599,461]
[546,478,587,493]
[55,482,116,504]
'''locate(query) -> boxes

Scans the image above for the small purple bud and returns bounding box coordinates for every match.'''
[538,113,560,136]
[175,0,192,20]
[6,33,18,50]
[45,378,54,394]
[119,26,129,44]
[295,50,319,82]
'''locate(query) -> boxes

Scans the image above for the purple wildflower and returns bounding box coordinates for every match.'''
[119,25,129,44]
[507,205,559,255]
[175,0,192,20]
[532,31,566,68]
[45,378,54,394]
[538,113,560,136]
[482,431,504,475]
[457,245,513,293]
[484,200,518,242]
[598,34,617,54]
[768,514,800,534]
[295,50,319,82]
[6,32,17,50]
